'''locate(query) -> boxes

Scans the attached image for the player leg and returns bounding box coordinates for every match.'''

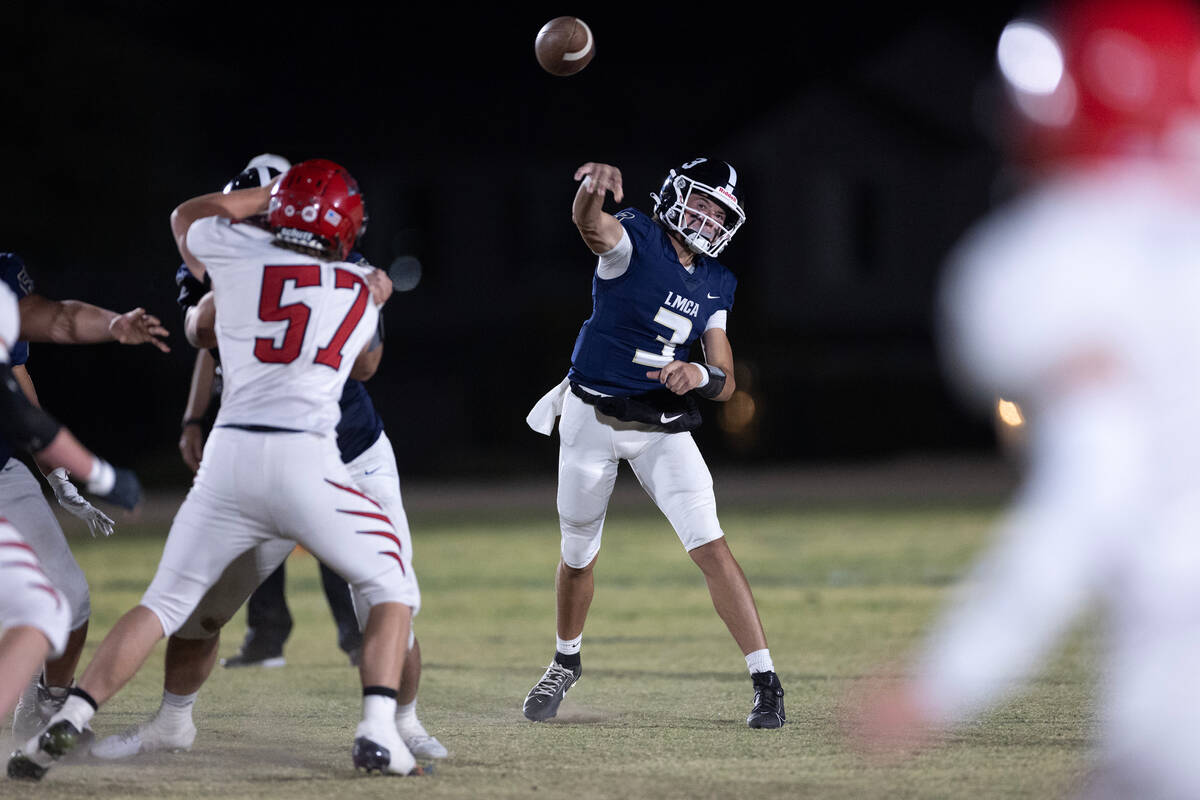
[628,431,785,729]
[264,433,421,775]
[222,560,290,668]
[319,560,363,665]
[525,393,618,721]
[346,432,444,757]
[1,460,92,740]
[0,521,70,728]
[91,539,294,760]
[8,429,274,779]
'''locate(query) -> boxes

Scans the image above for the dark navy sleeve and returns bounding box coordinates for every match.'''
[175,262,211,313]
[1,253,34,366]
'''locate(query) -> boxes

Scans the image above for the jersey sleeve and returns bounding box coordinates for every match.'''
[175,262,211,313]
[186,216,250,278]
[0,281,18,359]
[0,254,33,365]
[596,228,632,280]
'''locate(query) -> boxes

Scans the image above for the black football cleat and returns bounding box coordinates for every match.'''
[7,719,84,781]
[746,671,786,729]
[351,722,423,776]
[522,661,582,722]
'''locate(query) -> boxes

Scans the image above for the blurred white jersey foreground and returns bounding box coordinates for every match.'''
[921,163,1200,798]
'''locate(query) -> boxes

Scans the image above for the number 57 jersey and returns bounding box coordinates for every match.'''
[186,216,379,436]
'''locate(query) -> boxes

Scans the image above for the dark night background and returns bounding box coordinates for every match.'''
[3,2,1033,487]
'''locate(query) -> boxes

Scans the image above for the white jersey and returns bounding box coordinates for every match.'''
[922,163,1200,794]
[0,280,17,360]
[186,217,379,435]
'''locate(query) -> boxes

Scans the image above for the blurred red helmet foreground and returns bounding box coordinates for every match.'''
[997,0,1200,164]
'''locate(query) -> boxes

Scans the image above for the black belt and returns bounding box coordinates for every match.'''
[216,424,303,434]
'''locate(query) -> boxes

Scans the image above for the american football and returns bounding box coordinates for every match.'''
[534,16,595,76]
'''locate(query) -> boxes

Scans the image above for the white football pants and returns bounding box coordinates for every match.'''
[555,389,724,568]
[0,459,89,630]
[0,518,71,656]
[142,428,417,638]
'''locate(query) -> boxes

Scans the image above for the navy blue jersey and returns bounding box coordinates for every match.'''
[0,253,35,468]
[175,262,209,317]
[1,253,34,366]
[568,208,737,396]
[175,253,384,462]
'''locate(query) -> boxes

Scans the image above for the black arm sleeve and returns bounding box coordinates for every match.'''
[0,362,61,452]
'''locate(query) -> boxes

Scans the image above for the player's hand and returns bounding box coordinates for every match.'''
[179,424,205,472]
[574,163,623,203]
[110,308,170,353]
[647,361,706,396]
[46,467,116,537]
[366,268,393,307]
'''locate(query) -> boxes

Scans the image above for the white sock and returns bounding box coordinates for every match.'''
[556,634,582,656]
[55,694,95,733]
[745,648,774,675]
[363,694,397,727]
[395,699,418,726]
[159,690,197,725]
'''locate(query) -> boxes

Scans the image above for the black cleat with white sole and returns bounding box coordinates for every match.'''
[352,736,428,776]
[523,660,582,722]
[746,671,786,729]
[7,719,85,781]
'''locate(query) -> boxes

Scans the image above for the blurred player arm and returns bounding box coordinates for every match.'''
[572,162,626,255]
[10,364,116,535]
[0,360,139,510]
[17,294,169,352]
[185,291,217,349]
[171,184,273,281]
[179,348,217,473]
[346,270,390,380]
[350,323,384,382]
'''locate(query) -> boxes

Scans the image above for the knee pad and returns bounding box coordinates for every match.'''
[560,518,603,569]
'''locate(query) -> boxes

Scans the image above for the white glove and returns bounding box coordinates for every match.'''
[47,468,115,537]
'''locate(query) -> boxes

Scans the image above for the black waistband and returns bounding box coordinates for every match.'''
[216,424,303,434]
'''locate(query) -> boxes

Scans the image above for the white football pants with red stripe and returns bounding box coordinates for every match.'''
[141,428,416,638]
[0,517,71,656]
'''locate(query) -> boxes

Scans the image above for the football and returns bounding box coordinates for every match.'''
[534,17,595,76]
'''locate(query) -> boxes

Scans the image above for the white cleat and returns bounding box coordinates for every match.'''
[352,720,418,776]
[398,718,448,759]
[91,716,197,760]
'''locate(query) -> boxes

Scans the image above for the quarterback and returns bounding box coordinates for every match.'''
[523,158,785,728]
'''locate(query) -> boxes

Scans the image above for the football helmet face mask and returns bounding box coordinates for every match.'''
[267,158,365,261]
[652,158,746,257]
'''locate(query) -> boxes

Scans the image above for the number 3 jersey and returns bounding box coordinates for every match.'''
[567,208,737,397]
[186,216,379,436]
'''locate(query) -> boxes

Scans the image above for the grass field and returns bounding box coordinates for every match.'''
[2,487,1099,799]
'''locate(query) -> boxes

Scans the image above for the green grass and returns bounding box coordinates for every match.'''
[3,499,1097,799]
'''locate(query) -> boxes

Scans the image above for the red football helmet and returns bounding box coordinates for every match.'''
[996,0,1200,165]
[267,159,365,260]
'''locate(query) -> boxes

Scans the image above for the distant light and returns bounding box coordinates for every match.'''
[719,391,757,434]
[997,398,1025,428]
[998,21,1065,95]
